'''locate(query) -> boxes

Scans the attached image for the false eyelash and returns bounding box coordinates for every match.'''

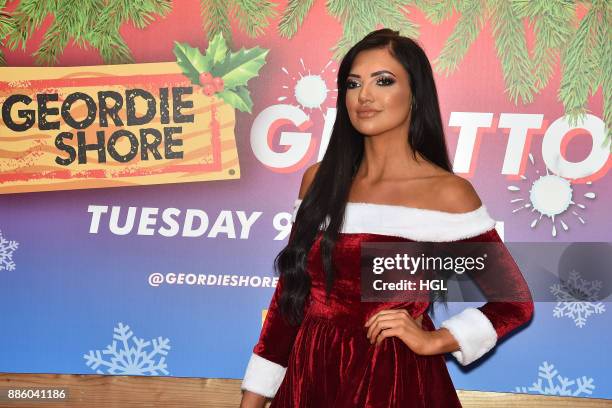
[346,77,395,89]
[377,77,395,86]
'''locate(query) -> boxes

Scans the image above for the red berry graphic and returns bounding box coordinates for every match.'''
[199,72,213,85]
[203,84,215,96]
[212,77,224,92]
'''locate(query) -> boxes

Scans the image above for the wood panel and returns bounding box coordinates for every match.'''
[1,373,610,407]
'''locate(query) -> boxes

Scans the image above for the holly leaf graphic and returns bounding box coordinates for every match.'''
[212,47,269,91]
[216,85,253,113]
[205,32,229,65]
[173,41,212,84]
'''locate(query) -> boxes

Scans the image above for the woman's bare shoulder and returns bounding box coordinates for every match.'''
[432,174,482,213]
[298,162,321,199]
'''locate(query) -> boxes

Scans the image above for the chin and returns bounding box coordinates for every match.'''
[355,125,388,136]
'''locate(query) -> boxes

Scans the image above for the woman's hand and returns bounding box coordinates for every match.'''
[364,309,439,356]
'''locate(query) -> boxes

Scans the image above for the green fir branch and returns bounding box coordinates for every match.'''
[377,2,419,40]
[558,4,600,126]
[124,0,172,29]
[1,0,171,65]
[434,0,486,75]
[5,0,55,51]
[586,1,608,96]
[278,0,315,38]
[88,0,171,64]
[232,0,277,38]
[33,0,102,65]
[512,0,574,91]
[200,0,277,47]
[0,4,13,65]
[330,1,377,61]
[325,0,346,19]
[201,0,233,47]
[596,1,611,145]
[328,0,420,61]
[416,0,461,24]
[488,0,537,104]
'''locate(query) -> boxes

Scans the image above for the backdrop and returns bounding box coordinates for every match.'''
[0,0,610,400]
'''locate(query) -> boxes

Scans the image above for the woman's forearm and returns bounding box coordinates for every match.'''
[431,328,460,354]
[240,390,267,408]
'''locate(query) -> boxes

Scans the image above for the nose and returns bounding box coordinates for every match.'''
[357,82,373,104]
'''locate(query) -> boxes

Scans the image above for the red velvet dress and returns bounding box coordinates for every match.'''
[242,200,534,407]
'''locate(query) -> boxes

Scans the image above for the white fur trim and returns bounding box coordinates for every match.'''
[292,198,496,242]
[241,353,287,398]
[440,307,498,366]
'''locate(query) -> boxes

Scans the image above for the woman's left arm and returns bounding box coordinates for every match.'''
[365,228,534,364]
[438,228,534,365]
[366,177,534,364]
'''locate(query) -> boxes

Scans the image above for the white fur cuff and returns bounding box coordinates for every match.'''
[292,198,496,241]
[440,307,497,366]
[241,353,287,398]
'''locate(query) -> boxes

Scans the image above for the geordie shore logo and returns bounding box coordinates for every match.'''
[0,33,267,195]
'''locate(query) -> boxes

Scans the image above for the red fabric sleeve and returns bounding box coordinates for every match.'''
[469,228,535,339]
[252,216,302,367]
[252,273,301,367]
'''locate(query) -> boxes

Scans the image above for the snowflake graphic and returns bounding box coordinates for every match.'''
[550,270,606,327]
[0,230,19,272]
[84,322,171,375]
[516,361,595,396]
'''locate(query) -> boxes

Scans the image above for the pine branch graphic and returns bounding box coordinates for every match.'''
[2,0,172,65]
[326,0,419,61]
[512,0,574,91]
[278,0,316,38]
[201,0,277,47]
[420,0,610,146]
[489,0,537,104]
[428,0,486,76]
[0,0,608,145]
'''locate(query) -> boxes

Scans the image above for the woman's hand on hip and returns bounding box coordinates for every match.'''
[364,309,439,355]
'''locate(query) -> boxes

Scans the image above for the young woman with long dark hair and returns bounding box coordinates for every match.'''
[240,28,533,408]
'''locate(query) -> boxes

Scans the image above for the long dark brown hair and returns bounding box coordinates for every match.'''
[275,28,453,325]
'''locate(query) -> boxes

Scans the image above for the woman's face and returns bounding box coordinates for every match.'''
[345,47,413,136]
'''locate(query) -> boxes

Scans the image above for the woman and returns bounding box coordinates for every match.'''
[240,28,534,407]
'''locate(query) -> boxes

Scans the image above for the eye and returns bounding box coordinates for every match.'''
[346,79,360,89]
[377,76,395,86]
[346,77,395,89]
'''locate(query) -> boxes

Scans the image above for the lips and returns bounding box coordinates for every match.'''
[357,109,380,118]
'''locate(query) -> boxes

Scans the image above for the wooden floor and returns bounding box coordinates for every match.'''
[1,373,610,407]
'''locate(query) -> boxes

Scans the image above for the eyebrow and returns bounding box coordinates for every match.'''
[347,70,396,78]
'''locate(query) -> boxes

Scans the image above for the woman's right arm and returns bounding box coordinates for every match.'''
[239,163,319,405]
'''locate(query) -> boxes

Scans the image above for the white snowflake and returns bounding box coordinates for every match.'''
[550,270,605,327]
[516,361,595,396]
[0,230,19,272]
[84,322,171,375]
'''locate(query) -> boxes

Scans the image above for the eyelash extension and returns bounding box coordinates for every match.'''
[346,76,395,89]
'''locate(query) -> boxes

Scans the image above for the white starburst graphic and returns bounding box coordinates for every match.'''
[516,361,595,396]
[278,58,337,112]
[84,322,170,375]
[550,270,605,327]
[0,229,19,272]
[507,153,596,237]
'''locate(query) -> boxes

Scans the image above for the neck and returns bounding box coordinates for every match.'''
[358,130,427,181]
